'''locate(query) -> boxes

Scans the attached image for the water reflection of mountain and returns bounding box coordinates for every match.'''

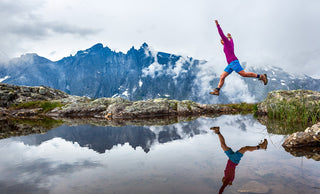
[15,120,206,153]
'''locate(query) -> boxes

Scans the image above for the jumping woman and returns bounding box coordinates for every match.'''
[210,20,268,96]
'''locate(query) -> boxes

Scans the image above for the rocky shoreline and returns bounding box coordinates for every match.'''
[0,83,248,119]
[1,83,320,156]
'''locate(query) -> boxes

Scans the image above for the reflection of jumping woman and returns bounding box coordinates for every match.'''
[211,127,268,194]
[210,20,268,96]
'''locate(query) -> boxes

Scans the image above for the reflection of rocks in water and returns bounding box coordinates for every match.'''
[283,146,320,161]
[257,116,307,135]
[15,118,207,153]
[0,117,62,139]
[0,115,210,140]
[60,115,201,127]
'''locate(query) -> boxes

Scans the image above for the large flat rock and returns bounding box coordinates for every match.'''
[282,122,320,148]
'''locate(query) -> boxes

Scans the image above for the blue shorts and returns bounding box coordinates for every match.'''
[224,60,244,74]
[224,148,243,164]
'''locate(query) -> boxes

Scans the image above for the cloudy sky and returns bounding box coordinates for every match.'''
[1,0,320,78]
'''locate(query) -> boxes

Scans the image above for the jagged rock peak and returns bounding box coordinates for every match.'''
[127,43,150,55]
[90,43,104,50]
[141,42,149,49]
[75,43,114,56]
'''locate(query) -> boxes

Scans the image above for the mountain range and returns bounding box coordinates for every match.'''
[1,43,319,104]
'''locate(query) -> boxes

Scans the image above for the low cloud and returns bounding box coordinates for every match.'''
[6,20,100,39]
[0,0,100,60]
[1,0,319,78]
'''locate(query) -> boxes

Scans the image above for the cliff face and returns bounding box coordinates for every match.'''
[1,43,203,102]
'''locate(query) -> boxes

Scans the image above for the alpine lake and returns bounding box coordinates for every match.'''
[0,114,319,194]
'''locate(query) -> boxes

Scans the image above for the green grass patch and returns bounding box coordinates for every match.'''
[10,101,64,113]
[225,103,258,114]
[267,99,320,129]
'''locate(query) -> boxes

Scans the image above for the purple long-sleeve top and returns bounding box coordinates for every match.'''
[217,24,238,64]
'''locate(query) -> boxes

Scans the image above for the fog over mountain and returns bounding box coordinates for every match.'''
[0,43,319,104]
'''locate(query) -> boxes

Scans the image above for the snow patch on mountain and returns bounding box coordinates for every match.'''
[0,76,10,82]
[122,89,129,97]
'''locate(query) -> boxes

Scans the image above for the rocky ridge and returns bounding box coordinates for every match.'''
[48,97,233,118]
[0,83,238,119]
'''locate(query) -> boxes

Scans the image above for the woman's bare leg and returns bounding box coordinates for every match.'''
[238,70,257,78]
[218,71,230,88]
[238,139,268,154]
[238,146,258,154]
[211,127,230,151]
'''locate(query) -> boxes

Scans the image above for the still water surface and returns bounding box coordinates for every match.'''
[0,115,319,194]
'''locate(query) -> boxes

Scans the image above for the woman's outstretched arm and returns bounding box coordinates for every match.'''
[215,20,228,42]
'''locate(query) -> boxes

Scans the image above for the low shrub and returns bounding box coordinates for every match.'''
[11,101,64,113]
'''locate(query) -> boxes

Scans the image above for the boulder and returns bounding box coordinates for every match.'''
[282,122,320,148]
